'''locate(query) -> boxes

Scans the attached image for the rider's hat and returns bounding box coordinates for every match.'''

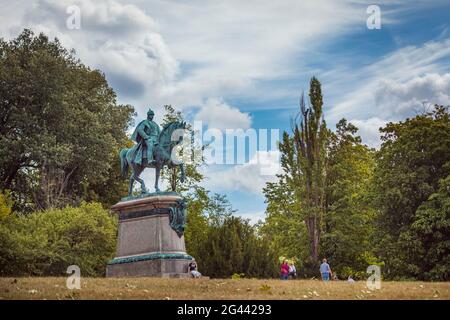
[147,108,155,116]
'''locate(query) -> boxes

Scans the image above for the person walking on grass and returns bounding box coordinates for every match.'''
[280,260,289,280]
[320,258,332,281]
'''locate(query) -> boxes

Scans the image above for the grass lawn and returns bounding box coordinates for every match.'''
[0,277,448,300]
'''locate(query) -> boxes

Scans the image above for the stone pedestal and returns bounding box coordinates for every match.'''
[106,193,194,277]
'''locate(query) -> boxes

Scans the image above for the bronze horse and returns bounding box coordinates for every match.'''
[120,121,186,195]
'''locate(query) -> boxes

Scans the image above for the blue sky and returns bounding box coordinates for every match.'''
[2,0,450,222]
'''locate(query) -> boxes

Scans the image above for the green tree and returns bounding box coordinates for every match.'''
[296,80,328,264]
[262,118,378,278]
[321,119,377,279]
[373,105,450,279]
[183,186,210,264]
[199,215,278,278]
[261,174,310,274]
[401,175,450,280]
[189,192,236,274]
[0,29,134,211]
[263,78,328,274]
[262,80,385,278]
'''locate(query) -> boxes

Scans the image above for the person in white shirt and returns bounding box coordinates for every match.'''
[188,261,201,278]
[288,262,297,279]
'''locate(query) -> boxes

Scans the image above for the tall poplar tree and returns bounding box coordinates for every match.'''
[296,77,328,263]
[264,77,328,270]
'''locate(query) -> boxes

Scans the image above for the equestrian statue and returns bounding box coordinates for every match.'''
[120,108,186,195]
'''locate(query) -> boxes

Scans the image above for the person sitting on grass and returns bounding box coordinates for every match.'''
[188,261,201,278]
[319,258,332,281]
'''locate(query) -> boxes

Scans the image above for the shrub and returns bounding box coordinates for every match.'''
[0,202,117,276]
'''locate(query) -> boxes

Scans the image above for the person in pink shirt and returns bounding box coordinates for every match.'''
[280,260,289,280]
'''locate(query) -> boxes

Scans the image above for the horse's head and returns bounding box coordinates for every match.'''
[159,121,187,150]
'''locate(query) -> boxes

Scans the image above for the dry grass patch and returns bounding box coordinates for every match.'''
[0,277,448,300]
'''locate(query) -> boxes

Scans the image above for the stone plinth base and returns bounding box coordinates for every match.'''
[106,193,194,277]
[106,253,193,277]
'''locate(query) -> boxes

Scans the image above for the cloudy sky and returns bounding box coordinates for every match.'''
[2,0,450,222]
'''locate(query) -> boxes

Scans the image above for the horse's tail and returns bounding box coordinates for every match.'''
[120,148,129,179]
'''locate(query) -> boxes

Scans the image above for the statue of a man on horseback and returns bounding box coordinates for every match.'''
[120,107,187,196]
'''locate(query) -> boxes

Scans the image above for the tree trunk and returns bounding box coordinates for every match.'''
[2,161,21,189]
[305,216,319,262]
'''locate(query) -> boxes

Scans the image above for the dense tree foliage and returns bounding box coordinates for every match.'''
[262,115,377,278]
[198,214,278,279]
[321,119,379,279]
[262,79,448,280]
[0,202,117,276]
[402,175,450,280]
[373,106,450,280]
[0,30,135,211]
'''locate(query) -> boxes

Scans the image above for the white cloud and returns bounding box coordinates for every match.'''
[149,0,367,107]
[201,151,280,195]
[350,117,387,149]
[1,0,178,120]
[323,38,450,147]
[374,73,450,116]
[236,211,266,225]
[3,1,449,120]
[195,98,252,130]
[327,39,450,123]
[0,0,376,118]
[348,73,450,148]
